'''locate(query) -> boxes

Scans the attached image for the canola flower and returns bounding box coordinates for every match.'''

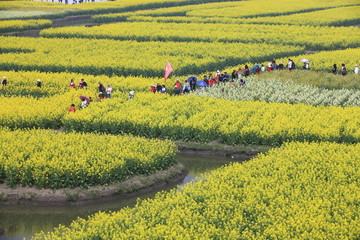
[94,0,359,21]
[63,92,360,146]
[0,128,178,189]
[0,70,159,97]
[194,77,360,107]
[40,21,360,51]
[0,19,51,33]
[0,0,225,20]
[186,0,360,18]
[33,141,360,239]
[0,36,304,77]
[0,91,92,129]
[239,5,360,26]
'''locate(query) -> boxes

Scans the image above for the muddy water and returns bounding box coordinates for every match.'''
[0,153,253,240]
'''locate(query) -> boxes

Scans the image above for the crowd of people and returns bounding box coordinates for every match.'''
[147,60,358,95]
[68,80,135,112]
[1,60,358,112]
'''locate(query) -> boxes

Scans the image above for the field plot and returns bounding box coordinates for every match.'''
[0,36,303,76]
[0,0,359,239]
[0,70,159,97]
[239,5,360,26]
[94,0,360,22]
[40,21,360,50]
[186,0,360,18]
[0,129,177,189]
[250,70,360,90]
[0,19,51,33]
[194,77,360,107]
[33,141,360,239]
[260,47,360,72]
[63,93,360,145]
[0,0,230,20]
[0,91,84,129]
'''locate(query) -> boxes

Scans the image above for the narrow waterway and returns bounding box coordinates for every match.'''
[0,153,254,240]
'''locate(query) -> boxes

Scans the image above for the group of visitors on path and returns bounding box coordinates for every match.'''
[332,63,358,76]
[68,79,134,112]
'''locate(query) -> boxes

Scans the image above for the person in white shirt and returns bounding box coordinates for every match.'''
[261,65,265,72]
[354,65,359,75]
[81,100,87,108]
[106,84,113,98]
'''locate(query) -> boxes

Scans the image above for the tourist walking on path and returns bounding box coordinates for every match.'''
[354,65,359,75]
[340,64,347,76]
[332,64,337,74]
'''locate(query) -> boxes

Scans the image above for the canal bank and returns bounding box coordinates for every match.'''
[0,148,264,240]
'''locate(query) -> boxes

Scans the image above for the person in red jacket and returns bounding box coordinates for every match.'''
[69,104,76,112]
[174,79,182,89]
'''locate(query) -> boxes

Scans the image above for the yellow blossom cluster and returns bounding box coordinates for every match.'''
[0,19,51,33]
[63,93,360,146]
[0,36,304,77]
[0,128,177,189]
[33,141,360,239]
[40,21,360,50]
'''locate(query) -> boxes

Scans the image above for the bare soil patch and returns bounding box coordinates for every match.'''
[3,15,94,37]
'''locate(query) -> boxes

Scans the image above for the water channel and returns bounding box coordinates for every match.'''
[33,0,108,4]
[0,153,254,240]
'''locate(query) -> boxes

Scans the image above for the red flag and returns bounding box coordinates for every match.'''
[164,62,173,81]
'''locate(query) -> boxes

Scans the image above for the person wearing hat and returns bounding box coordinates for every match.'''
[354,65,359,75]
[106,84,113,98]
[1,76,7,89]
[150,84,156,93]
[98,82,106,94]
[36,79,42,88]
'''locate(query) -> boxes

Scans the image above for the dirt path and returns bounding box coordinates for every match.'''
[52,15,92,27]
[4,14,95,38]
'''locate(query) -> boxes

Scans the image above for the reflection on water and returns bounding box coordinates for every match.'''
[0,153,252,240]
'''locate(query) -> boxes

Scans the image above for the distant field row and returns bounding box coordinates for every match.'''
[94,0,360,22]
[0,36,304,77]
[0,19,51,33]
[0,0,227,19]
[40,22,360,50]
[0,70,158,98]
[117,6,360,27]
